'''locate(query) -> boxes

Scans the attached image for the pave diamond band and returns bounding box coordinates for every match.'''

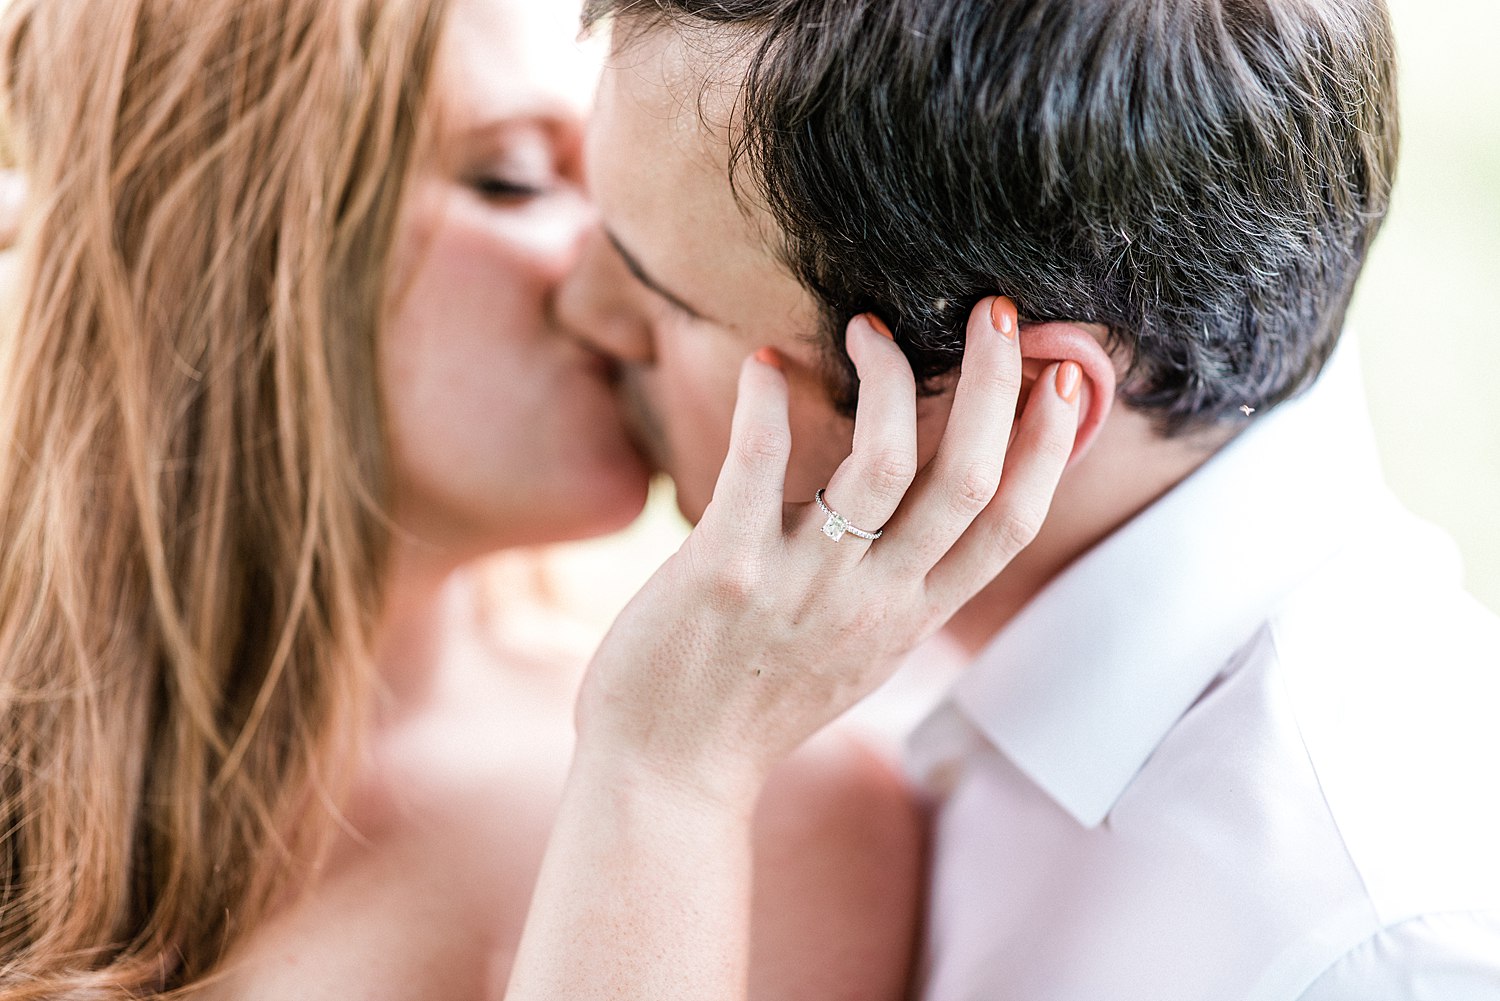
[814,488,884,542]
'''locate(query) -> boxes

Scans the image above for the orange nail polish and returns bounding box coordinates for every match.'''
[753,346,783,370]
[866,314,895,340]
[989,296,1017,340]
[1056,361,1082,404]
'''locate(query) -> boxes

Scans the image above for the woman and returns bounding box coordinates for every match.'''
[0,0,1078,997]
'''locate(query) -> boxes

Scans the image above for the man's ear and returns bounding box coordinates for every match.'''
[1017,321,1117,464]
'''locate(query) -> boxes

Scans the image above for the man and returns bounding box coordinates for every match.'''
[560,0,1500,996]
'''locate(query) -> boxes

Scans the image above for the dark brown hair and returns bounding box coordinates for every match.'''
[588,0,1400,435]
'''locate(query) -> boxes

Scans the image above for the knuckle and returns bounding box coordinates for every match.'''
[733,425,791,467]
[994,502,1048,553]
[685,537,770,611]
[1031,427,1074,468]
[705,560,763,611]
[948,462,1001,515]
[971,360,1023,399]
[859,447,917,498]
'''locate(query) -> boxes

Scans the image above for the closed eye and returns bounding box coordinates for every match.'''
[471,177,547,202]
[605,229,710,322]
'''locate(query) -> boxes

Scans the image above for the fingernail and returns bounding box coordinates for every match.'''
[989,296,1017,340]
[865,314,895,340]
[1055,361,1082,404]
[753,346,783,370]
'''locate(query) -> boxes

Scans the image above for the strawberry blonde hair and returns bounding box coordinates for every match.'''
[0,0,449,994]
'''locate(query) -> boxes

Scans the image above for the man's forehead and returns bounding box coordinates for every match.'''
[596,25,782,234]
[592,24,802,328]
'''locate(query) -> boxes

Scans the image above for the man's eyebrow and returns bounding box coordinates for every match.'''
[605,229,710,321]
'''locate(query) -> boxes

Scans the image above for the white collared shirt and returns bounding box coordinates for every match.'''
[908,343,1500,1001]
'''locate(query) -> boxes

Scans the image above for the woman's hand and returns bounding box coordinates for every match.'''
[504,296,1080,1001]
[574,296,1082,803]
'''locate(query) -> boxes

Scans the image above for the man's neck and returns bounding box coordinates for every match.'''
[943,412,1231,658]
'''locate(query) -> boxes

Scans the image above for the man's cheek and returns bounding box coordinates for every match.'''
[776,391,854,502]
[655,371,739,494]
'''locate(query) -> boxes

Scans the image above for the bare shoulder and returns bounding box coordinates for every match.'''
[750,728,927,1001]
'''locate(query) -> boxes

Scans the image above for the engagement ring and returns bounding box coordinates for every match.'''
[815,488,884,542]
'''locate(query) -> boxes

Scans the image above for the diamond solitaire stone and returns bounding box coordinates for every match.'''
[813,488,883,542]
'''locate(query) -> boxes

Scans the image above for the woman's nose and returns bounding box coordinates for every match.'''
[516,183,595,290]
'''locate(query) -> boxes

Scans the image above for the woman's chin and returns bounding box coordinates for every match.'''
[537,479,650,548]
[390,466,650,570]
[492,462,653,551]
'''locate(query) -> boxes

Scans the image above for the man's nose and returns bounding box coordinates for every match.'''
[556,226,655,365]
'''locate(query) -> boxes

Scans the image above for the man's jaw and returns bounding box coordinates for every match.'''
[615,366,671,475]
[614,367,727,524]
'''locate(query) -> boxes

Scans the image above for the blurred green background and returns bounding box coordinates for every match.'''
[1352,0,1500,614]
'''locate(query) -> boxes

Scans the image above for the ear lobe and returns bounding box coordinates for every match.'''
[1016,321,1117,464]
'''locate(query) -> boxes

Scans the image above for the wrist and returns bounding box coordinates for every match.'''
[567,737,768,822]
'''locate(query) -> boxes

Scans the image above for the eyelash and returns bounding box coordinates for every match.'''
[659,295,698,321]
[472,177,547,202]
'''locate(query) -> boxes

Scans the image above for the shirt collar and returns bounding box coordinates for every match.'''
[919,338,1388,828]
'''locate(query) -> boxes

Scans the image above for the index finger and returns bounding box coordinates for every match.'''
[704,349,792,537]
